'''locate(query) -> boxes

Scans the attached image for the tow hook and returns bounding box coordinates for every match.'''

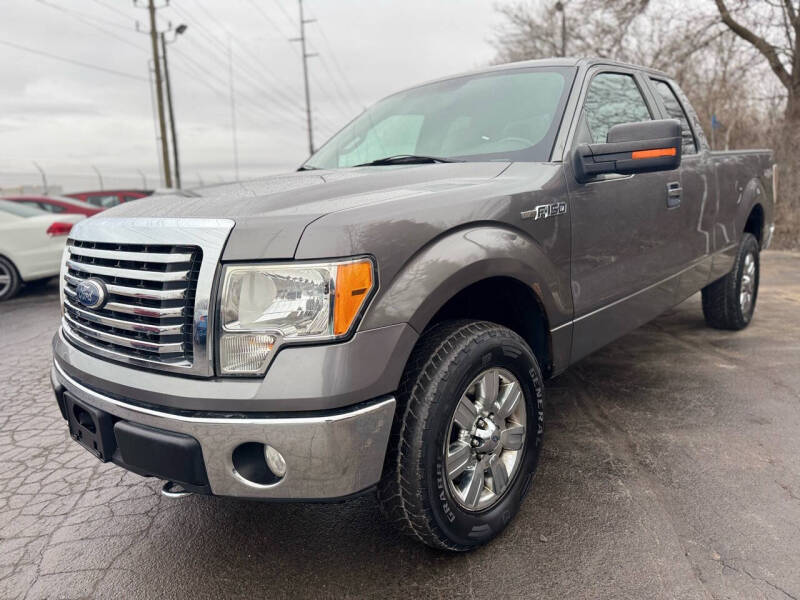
[161,480,193,499]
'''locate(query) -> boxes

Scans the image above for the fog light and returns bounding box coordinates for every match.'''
[264,445,287,478]
[219,333,275,375]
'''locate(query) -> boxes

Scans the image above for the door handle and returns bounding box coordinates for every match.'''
[666,181,682,208]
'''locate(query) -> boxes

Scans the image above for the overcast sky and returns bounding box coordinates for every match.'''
[0,0,505,192]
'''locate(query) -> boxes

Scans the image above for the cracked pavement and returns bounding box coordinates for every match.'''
[1,251,799,599]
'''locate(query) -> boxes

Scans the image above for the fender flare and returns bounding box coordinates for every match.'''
[736,177,768,244]
[362,224,571,335]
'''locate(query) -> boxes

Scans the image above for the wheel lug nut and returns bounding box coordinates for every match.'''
[477,418,487,429]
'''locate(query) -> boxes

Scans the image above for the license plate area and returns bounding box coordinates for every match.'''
[64,393,116,461]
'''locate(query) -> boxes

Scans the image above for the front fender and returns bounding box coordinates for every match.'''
[362,224,572,334]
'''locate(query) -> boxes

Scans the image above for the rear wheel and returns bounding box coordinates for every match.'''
[377,320,544,551]
[702,232,760,330]
[0,257,21,301]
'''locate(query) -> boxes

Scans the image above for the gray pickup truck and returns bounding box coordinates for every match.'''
[51,57,775,551]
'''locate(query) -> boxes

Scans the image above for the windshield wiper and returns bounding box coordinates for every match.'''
[354,154,458,167]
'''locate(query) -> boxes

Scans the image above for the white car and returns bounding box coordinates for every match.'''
[0,200,84,301]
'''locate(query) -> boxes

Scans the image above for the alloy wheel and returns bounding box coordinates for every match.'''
[444,368,526,512]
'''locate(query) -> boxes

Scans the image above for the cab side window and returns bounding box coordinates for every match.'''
[579,73,652,145]
[650,79,697,155]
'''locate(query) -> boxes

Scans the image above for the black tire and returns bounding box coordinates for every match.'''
[702,232,760,330]
[0,256,21,302]
[377,320,544,551]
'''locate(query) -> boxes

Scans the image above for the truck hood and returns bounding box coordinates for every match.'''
[103,162,510,258]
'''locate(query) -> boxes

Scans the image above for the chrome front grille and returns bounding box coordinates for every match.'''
[62,240,202,366]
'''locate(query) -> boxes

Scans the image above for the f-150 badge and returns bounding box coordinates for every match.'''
[521,201,567,221]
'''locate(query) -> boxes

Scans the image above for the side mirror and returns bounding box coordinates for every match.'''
[573,119,682,184]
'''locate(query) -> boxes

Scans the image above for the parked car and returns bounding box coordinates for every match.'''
[0,200,83,301]
[50,58,774,551]
[4,195,103,216]
[66,189,152,208]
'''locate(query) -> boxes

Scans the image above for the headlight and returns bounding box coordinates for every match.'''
[218,257,375,375]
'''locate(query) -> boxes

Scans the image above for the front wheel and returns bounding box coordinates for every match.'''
[702,232,760,330]
[377,320,544,551]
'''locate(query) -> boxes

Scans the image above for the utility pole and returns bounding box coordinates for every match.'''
[32,161,48,194]
[555,1,567,57]
[227,36,240,181]
[161,24,187,189]
[146,60,164,187]
[291,0,317,155]
[140,0,172,188]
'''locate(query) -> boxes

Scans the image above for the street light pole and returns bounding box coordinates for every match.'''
[161,24,187,189]
[91,165,104,190]
[555,1,567,57]
[227,35,240,181]
[32,161,48,194]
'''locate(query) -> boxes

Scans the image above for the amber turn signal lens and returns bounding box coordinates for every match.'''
[334,260,373,335]
[631,147,676,159]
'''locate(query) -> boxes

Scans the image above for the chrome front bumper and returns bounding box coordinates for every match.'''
[52,361,395,500]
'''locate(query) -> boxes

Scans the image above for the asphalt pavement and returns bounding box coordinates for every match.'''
[1,251,799,599]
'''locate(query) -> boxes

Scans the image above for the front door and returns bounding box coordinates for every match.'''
[565,67,685,362]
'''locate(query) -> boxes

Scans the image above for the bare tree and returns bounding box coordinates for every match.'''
[492,0,654,64]
[491,0,799,247]
[713,0,799,123]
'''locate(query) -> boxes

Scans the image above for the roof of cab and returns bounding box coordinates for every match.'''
[474,57,670,79]
[417,57,671,88]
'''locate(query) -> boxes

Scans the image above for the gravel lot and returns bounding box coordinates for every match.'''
[1,251,799,600]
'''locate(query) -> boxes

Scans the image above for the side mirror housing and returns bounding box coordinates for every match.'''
[573,119,682,184]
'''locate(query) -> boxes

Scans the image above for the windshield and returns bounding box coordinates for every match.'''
[304,67,575,169]
[0,199,46,217]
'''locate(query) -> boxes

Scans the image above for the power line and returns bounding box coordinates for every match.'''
[33,0,148,54]
[172,41,307,127]
[167,2,306,120]
[242,0,293,40]
[313,18,362,109]
[170,45,305,131]
[89,0,149,24]
[312,54,359,118]
[34,0,132,32]
[0,39,147,81]
[271,0,296,29]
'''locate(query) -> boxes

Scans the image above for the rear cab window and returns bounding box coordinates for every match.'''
[650,78,697,155]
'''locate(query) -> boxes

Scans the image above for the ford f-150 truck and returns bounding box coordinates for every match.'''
[51,58,775,551]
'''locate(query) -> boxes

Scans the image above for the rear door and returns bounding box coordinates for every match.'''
[564,66,685,362]
[648,77,717,301]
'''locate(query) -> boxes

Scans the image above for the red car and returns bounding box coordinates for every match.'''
[66,189,152,208]
[4,195,103,216]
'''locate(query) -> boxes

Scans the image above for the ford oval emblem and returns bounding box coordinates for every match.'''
[75,278,107,310]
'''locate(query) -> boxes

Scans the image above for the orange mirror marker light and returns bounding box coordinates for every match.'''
[631,147,677,159]
[334,260,374,335]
